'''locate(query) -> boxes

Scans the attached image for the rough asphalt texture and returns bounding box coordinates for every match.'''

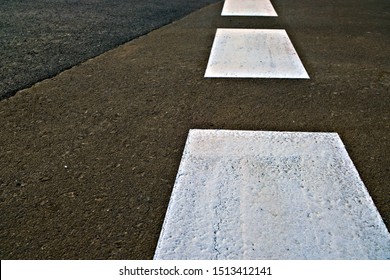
[1,0,389,259]
[0,0,219,100]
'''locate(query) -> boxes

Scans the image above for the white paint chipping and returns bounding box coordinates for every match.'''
[154,130,390,260]
[222,0,278,17]
[204,29,310,79]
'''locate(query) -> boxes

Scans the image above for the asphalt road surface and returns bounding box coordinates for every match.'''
[0,0,389,259]
[0,0,219,100]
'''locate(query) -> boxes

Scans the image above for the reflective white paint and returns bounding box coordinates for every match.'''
[222,0,278,17]
[154,130,390,260]
[204,29,310,79]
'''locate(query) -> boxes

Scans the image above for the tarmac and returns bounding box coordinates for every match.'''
[0,0,220,100]
[0,0,389,259]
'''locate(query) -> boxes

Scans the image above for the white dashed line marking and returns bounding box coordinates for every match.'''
[154,129,390,260]
[204,29,310,79]
[222,0,278,17]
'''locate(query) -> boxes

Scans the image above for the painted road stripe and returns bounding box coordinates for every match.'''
[154,130,390,260]
[222,0,278,17]
[204,29,310,79]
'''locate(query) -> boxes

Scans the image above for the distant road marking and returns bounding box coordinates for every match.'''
[154,129,390,259]
[222,0,278,17]
[204,29,310,79]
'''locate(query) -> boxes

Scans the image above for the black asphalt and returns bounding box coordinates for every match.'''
[0,0,219,100]
[0,0,389,260]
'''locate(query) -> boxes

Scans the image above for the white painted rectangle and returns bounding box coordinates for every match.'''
[204,29,310,79]
[222,0,278,17]
[154,130,390,260]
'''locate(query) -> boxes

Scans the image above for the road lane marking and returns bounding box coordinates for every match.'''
[154,129,390,259]
[222,0,278,17]
[204,29,310,79]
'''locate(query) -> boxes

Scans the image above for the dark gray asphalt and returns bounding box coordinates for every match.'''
[0,0,389,260]
[0,0,219,100]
